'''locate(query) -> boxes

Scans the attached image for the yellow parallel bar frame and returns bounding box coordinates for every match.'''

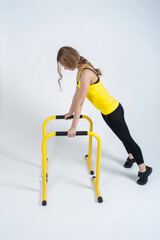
[41,115,103,205]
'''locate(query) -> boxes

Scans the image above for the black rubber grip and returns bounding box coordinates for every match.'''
[56,131,88,136]
[56,115,83,119]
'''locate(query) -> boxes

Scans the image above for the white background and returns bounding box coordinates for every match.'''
[0,0,160,239]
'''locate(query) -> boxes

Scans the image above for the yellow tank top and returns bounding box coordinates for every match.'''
[77,64,119,115]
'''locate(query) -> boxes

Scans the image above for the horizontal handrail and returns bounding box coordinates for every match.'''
[55,131,88,136]
[55,114,83,119]
[42,131,101,142]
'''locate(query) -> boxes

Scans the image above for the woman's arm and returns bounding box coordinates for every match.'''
[71,71,91,129]
[68,86,79,115]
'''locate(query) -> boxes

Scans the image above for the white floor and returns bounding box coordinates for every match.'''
[0,132,159,240]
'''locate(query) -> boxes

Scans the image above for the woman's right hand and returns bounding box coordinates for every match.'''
[64,112,73,120]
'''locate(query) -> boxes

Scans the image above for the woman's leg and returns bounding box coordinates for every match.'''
[101,103,146,172]
[102,114,135,167]
[121,142,135,160]
[101,113,132,156]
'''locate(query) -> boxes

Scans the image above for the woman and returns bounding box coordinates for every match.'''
[57,46,152,185]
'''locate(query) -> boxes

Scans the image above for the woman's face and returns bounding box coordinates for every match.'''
[61,62,74,71]
[64,65,74,71]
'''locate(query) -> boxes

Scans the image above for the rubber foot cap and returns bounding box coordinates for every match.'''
[98,197,103,203]
[90,170,94,175]
[42,200,47,206]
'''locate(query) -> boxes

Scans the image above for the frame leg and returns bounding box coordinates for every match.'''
[42,140,47,206]
[91,135,103,203]
[85,134,94,174]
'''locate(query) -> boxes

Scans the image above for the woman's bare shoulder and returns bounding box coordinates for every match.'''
[76,64,94,84]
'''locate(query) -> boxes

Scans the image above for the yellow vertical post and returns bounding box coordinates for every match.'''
[95,137,101,188]
[41,132,56,206]
[42,138,47,206]
[88,119,93,173]
[88,131,103,203]
[82,116,94,174]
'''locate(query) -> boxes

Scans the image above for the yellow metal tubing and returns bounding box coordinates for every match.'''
[92,177,102,198]
[43,116,56,138]
[43,116,56,162]
[82,115,93,174]
[87,131,102,202]
[42,132,56,206]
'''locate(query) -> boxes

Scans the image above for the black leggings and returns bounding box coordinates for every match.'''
[101,102,144,165]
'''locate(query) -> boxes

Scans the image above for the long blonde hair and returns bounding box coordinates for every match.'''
[57,46,103,91]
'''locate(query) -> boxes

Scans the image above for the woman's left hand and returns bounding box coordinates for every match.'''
[67,127,77,137]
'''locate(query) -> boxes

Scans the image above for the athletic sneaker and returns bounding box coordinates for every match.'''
[124,157,136,168]
[137,165,153,185]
